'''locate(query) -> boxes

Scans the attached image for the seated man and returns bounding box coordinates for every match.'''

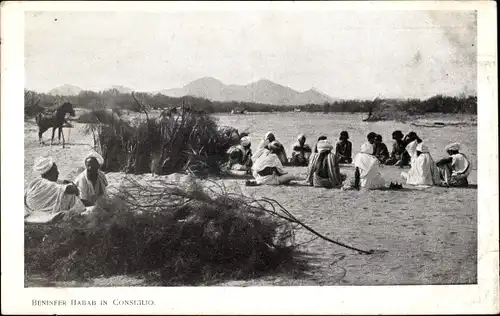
[403,131,423,168]
[305,140,344,188]
[74,151,109,207]
[335,131,352,164]
[385,130,410,166]
[374,134,390,163]
[436,142,472,187]
[249,141,304,186]
[225,136,253,174]
[25,156,86,223]
[351,143,386,190]
[257,131,288,165]
[290,134,312,166]
[401,143,441,186]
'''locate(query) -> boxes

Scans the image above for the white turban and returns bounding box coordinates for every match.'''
[85,151,104,166]
[240,136,251,147]
[445,142,460,152]
[33,156,54,175]
[297,134,306,141]
[317,140,333,152]
[360,142,374,154]
[264,131,274,140]
[416,143,429,153]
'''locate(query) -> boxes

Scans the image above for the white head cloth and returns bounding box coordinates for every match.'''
[445,143,460,152]
[33,156,54,175]
[317,140,333,152]
[85,151,104,166]
[360,142,373,154]
[240,136,251,147]
[416,143,429,153]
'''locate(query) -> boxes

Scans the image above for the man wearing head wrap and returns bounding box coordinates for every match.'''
[305,140,345,188]
[249,141,304,185]
[385,130,411,166]
[335,131,352,164]
[74,151,109,206]
[255,131,288,164]
[225,136,253,174]
[436,143,472,187]
[351,143,386,189]
[256,131,276,151]
[25,156,86,223]
[290,134,312,166]
[401,143,441,186]
[314,135,328,153]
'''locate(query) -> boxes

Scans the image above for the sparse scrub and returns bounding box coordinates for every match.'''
[82,105,239,176]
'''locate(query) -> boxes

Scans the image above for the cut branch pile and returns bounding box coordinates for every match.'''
[80,97,240,176]
[25,181,298,285]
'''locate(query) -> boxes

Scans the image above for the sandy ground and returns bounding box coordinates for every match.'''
[24,116,477,286]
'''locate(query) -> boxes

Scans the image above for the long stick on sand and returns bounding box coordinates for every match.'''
[260,197,383,255]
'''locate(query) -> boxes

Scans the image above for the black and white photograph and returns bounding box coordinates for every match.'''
[1,1,498,314]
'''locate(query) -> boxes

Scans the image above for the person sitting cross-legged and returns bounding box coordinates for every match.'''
[25,156,86,224]
[305,140,345,188]
[225,136,253,174]
[290,133,312,166]
[74,151,109,207]
[436,142,472,187]
[352,143,386,190]
[401,143,441,186]
[374,134,390,164]
[385,130,410,166]
[335,131,352,164]
[248,141,304,186]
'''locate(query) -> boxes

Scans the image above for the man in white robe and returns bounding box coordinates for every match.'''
[436,142,472,187]
[250,141,303,185]
[225,136,253,173]
[25,156,86,224]
[401,143,441,186]
[74,151,109,207]
[352,143,386,189]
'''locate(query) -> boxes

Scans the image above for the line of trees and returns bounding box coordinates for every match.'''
[24,88,477,117]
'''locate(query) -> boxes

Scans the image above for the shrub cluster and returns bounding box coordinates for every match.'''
[81,107,240,176]
[24,88,477,116]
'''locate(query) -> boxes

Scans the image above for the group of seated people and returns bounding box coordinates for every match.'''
[226,129,472,190]
[24,151,109,223]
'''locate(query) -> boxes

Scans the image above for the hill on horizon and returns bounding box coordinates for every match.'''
[158,77,339,106]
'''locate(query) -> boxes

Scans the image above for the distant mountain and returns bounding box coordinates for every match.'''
[47,84,83,96]
[292,88,335,105]
[158,77,337,105]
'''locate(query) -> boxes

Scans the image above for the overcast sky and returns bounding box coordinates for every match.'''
[25,10,477,99]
